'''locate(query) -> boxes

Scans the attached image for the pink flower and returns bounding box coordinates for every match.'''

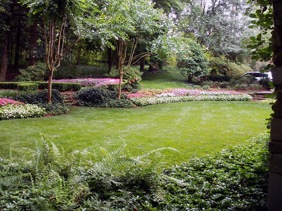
[53,78,120,87]
[0,98,24,106]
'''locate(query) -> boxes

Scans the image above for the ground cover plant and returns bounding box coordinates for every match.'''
[0,134,269,210]
[0,101,271,166]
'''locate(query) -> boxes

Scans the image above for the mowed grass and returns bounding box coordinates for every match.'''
[141,66,190,89]
[0,101,271,167]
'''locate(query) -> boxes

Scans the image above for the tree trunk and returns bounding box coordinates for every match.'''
[139,57,145,72]
[29,22,38,66]
[76,46,81,65]
[108,47,113,73]
[14,19,21,71]
[117,38,125,100]
[268,1,282,210]
[187,74,193,83]
[0,32,9,81]
[47,70,54,104]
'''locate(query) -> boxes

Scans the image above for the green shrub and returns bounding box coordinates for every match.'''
[0,82,19,89]
[38,82,81,92]
[106,99,134,108]
[208,56,251,77]
[0,90,18,98]
[107,67,143,93]
[17,82,38,92]
[0,104,46,120]
[130,94,252,106]
[15,62,47,81]
[0,135,269,210]
[177,40,209,82]
[15,89,64,104]
[40,103,71,115]
[75,87,127,107]
[54,63,108,79]
[161,135,269,210]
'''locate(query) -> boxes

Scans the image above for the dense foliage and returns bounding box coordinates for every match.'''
[14,90,70,115]
[177,40,209,82]
[161,135,269,210]
[0,104,46,120]
[75,87,133,108]
[0,135,269,210]
[15,90,64,104]
[130,94,252,106]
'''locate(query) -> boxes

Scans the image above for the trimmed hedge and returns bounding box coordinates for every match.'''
[0,82,19,89]
[15,89,64,104]
[130,94,253,106]
[38,82,81,92]
[17,83,38,92]
[0,82,81,92]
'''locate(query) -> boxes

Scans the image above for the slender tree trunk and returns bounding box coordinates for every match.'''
[47,70,54,104]
[117,39,124,100]
[0,32,9,81]
[14,19,21,70]
[187,74,193,83]
[108,47,113,73]
[76,46,81,65]
[29,22,38,66]
[139,57,145,72]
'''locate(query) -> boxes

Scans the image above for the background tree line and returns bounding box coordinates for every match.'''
[0,0,257,84]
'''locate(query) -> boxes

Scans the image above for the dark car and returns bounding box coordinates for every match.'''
[243,72,272,81]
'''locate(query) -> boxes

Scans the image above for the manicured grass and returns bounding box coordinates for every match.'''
[141,66,191,89]
[0,101,271,167]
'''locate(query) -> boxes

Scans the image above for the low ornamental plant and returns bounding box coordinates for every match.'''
[75,87,132,108]
[0,98,24,106]
[160,134,269,210]
[130,94,252,106]
[53,78,120,87]
[0,135,269,210]
[0,104,46,120]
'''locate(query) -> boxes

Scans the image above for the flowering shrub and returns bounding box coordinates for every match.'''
[130,94,252,106]
[75,87,130,107]
[0,98,24,107]
[0,104,46,120]
[53,78,120,87]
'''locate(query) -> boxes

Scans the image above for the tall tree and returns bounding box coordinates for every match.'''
[83,0,171,99]
[0,0,13,81]
[180,0,251,60]
[21,0,97,103]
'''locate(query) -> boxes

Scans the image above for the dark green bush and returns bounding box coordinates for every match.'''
[160,135,269,210]
[0,135,269,210]
[75,87,127,107]
[15,62,48,81]
[40,103,71,115]
[15,89,64,104]
[106,99,134,108]
[0,82,19,89]
[17,82,38,92]
[0,90,18,98]
[54,62,108,79]
[38,82,81,92]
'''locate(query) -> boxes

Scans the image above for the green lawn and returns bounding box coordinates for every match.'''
[0,101,271,167]
[141,66,191,89]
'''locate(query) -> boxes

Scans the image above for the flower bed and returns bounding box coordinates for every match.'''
[127,88,252,106]
[0,104,46,120]
[0,98,24,106]
[53,78,120,87]
[130,94,252,106]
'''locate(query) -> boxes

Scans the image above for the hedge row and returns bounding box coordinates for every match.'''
[0,82,81,92]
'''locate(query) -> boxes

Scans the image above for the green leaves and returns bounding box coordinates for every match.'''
[247,0,273,61]
[161,134,269,210]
